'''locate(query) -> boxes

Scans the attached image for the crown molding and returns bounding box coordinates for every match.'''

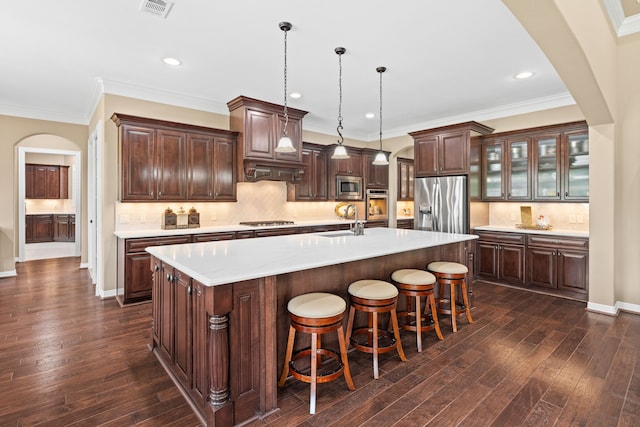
[604,0,640,36]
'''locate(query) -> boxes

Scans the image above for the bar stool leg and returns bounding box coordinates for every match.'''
[310,332,318,414]
[345,307,355,347]
[461,280,474,324]
[337,325,355,390]
[389,309,407,362]
[372,312,379,379]
[427,293,444,340]
[278,325,296,387]
[414,295,423,352]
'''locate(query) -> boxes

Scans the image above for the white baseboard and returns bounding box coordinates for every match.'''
[80,263,89,269]
[0,270,17,278]
[587,300,640,316]
[98,288,117,299]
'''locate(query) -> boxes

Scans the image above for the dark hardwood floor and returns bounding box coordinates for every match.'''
[1,258,639,426]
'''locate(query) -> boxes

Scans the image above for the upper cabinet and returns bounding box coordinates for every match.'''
[112,113,238,202]
[397,158,414,201]
[227,96,308,183]
[26,164,69,199]
[287,143,328,201]
[410,121,494,177]
[476,121,588,202]
[363,148,390,189]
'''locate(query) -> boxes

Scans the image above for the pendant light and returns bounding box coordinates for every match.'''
[372,66,389,165]
[275,21,295,153]
[332,47,350,159]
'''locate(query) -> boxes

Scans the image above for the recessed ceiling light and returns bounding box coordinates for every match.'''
[162,57,182,66]
[290,92,302,99]
[365,113,375,119]
[514,71,534,79]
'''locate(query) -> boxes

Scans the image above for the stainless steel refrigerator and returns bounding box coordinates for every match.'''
[414,175,468,233]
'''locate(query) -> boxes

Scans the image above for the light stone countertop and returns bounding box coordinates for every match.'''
[146,227,478,287]
[473,225,589,238]
[114,219,353,239]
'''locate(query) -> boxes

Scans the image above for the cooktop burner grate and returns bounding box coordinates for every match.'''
[239,220,295,227]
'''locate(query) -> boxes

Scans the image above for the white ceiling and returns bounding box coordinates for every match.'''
[0,1,591,141]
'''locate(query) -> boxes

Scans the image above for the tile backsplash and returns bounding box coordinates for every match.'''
[487,202,589,231]
[26,199,75,214]
[114,181,345,231]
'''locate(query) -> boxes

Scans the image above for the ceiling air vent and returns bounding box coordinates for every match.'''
[140,0,174,18]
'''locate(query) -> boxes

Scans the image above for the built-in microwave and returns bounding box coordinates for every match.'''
[336,175,363,200]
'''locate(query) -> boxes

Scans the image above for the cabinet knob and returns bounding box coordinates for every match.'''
[150,191,154,197]
[154,265,159,272]
[557,192,560,197]
[565,191,569,197]
[158,191,162,196]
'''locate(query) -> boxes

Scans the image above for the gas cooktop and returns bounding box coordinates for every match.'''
[238,220,295,227]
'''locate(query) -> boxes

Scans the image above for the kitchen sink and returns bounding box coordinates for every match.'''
[318,232,355,238]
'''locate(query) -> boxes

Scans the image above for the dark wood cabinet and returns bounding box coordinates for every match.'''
[363,149,389,189]
[112,113,238,202]
[287,143,328,201]
[228,96,308,182]
[475,231,525,285]
[526,234,588,298]
[476,121,588,202]
[364,220,388,228]
[25,164,69,199]
[469,138,481,201]
[396,218,414,229]
[53,214,75,242]
[474,229,588,301]
[254,227,299,238]
[410,121,494,178]
[397,158,414,201]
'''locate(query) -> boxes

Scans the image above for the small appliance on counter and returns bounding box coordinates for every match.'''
[188,207,200,228]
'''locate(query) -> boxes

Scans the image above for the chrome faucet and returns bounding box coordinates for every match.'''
[344,204,364,236]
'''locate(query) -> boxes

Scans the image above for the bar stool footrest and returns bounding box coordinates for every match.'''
[350,328,398,355]
[396,311,436,333]
[289,348,345,384]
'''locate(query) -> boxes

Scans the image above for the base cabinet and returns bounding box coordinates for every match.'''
[474,229,588,300]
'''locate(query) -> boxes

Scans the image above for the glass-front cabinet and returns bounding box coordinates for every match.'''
[482,141,504,200]
[469,138,481,200]
[534,135,561,200]
[506,138,530,200]
[564,131,589,200]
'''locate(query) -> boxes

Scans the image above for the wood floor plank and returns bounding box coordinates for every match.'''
[2,258,640,426]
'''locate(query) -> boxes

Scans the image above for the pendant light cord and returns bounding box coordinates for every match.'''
[379,68,383,151]
[336,50,344,145]
[282,25,289,137]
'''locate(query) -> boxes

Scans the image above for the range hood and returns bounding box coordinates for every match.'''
[242,160,305,183]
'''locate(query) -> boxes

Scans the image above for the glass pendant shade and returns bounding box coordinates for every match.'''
[332,144,349,159]
[372,150,389,165]
[275,135,295,153]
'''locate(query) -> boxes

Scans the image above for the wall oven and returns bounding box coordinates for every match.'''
[366,189,388,221]
[336,175,363,200]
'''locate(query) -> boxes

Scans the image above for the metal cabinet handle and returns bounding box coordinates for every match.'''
[557,192,560,197]
[158,191,162,196]
[154,265,159,272]
[565,191,569,197]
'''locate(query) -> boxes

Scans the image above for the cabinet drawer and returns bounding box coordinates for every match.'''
[192,232,236,242]
[125,235,192,253]
[527,234,588,249]
[474,231,525,245]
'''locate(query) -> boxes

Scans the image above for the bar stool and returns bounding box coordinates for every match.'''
[345,280,407,379]
[278,292,355,414]
[427,261,473,332]
[391,269,443,352]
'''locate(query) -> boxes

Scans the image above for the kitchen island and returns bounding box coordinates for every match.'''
[146,227,477,426]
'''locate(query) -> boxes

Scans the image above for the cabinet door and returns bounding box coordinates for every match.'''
[25,216,35,243]
[125,252,155,301]
[173,269,193,388]
[32,165,49,199]
[475,241,499,280]
[469,140,481,201]
[311,149,328,200]
[482,142,504,200]
[397,159,414,201]
[364,152,389,189]
[533,134,561,200]
[244,108,274,159]
[292,148,314,200]
[53,214,70,242]
[563,131,589,201]
[191,281,208,405]
[121,125,156,201]
[439,131,468,174]
[527,246,556,289]
[187,133,215,200]
[156,129,187,200]
[46,166,60,199]
[557,249,588,294]
[505,139,531,200]
[33,215,53,242]
[151,259,162,346]
[159,263,175,359]
[59,166,69,199]
[213,137,237,200]
[333,150,363,176]
[69,215,75,242]
[25,164,35,199]
[498,244,525,284]
[415,136,438,176]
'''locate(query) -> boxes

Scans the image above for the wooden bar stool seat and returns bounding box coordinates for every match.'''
[345,280,407,379]
[427,261,473,332]
[391,269,443,352]
[278,292,355,414]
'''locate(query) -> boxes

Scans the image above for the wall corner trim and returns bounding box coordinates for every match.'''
[0,270,17,278]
